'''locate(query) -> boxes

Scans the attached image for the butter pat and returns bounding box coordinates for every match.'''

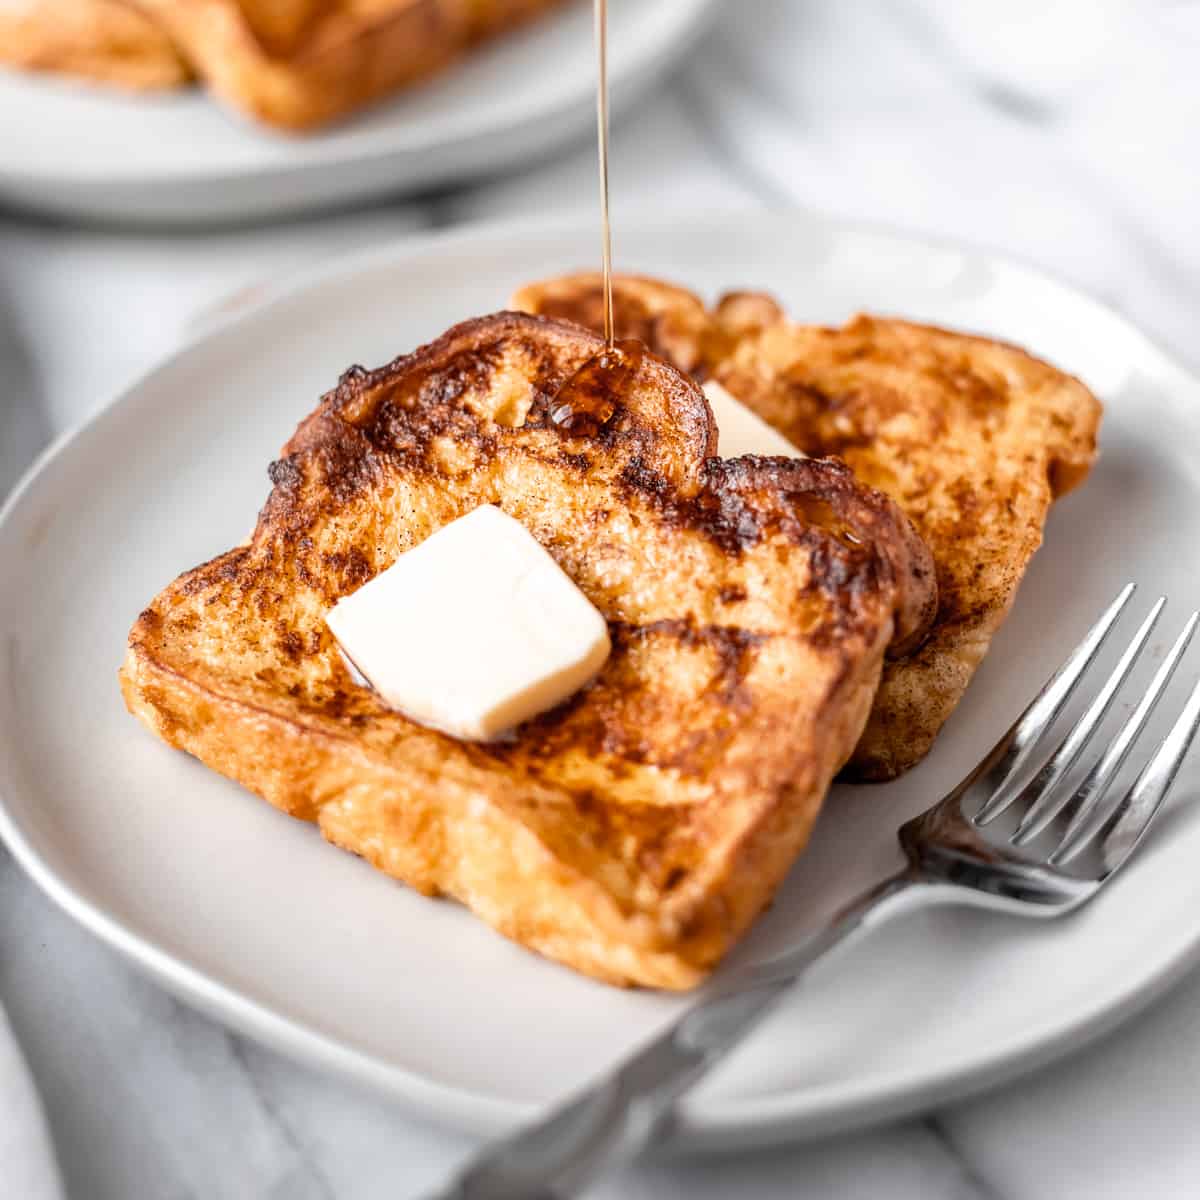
[703,380,804,460]
[325,505,611,741]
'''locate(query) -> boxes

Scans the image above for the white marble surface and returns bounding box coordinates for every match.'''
[3,2,1200,1197]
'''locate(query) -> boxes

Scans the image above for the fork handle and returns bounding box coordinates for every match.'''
[421,874,917,1200]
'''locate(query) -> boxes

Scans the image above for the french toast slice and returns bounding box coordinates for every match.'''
[133,0,471,129]
[131,0,567,130]
[121,313,935,988]
[0,0,191,90]
[512,274,1102,780]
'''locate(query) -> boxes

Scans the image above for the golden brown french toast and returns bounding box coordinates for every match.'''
[0,0,191,90]
[121,312,935,988]
[147,0,572,129]
[3,1,567,129]
[134,0,470,129]
[512,274,1102,780]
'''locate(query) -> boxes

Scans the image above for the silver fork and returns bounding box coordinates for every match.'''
[422,583,1200,1200]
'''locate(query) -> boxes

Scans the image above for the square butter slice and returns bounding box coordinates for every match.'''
[703,380,805,459]
[325,505,611,741]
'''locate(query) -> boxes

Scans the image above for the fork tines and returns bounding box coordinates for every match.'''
[970,584,1200,873]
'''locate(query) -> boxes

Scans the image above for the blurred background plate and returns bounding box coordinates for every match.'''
[0,0,716,227]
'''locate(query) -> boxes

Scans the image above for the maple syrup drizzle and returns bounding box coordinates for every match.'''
[544,0,635,437]
[595,0,614,348]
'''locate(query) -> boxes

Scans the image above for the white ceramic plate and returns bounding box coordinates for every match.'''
[3,214,1200,1150]
[0,0,716,226]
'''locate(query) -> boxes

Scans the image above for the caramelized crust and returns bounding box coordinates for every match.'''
[512,274,1102,780]
[121,312,935,987]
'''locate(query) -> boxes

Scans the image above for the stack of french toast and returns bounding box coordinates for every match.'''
[0,0,567,129]
[121,271,1101,989]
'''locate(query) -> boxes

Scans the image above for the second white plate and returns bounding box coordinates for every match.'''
[2,213,1200,1149]
[0,0,716,225]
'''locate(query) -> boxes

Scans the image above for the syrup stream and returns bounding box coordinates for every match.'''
[595,0,614,348]
[545,0,626,432]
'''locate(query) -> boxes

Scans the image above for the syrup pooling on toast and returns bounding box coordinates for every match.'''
[549,339,643,435]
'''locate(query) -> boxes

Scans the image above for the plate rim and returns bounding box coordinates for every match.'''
[0,0,721,188]
[3,210,1200,1146]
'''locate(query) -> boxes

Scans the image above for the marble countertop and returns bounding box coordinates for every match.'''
[3,2,1200,1197]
